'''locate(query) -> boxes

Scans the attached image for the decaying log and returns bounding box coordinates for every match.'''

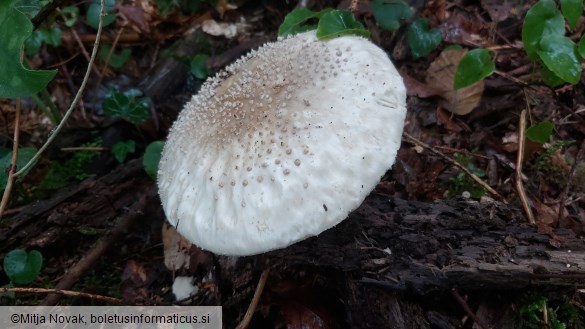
[0,159,154,257]
[220,194,585,328]
[264,195,585,291]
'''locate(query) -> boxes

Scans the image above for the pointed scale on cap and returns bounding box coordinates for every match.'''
[157,31,407,256]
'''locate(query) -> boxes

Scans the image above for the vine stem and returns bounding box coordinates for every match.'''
[0,0,105,220]
[14,0,105,178]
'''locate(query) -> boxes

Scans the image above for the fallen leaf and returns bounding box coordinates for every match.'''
[162,222,192,271]
[120,260,153,303]
[436,107,463,131]
[481,0,513,22]
[401,70,443,97]
[426,49,484,115]
[534,199,558,225]
[117,4,151,34]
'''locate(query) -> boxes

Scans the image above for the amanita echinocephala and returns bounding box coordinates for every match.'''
[157,30,406,256]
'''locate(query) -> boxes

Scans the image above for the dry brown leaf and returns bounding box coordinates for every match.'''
[426,49,484,115]
[534,199,558,225]
[436,107,463,132]
[400,70,443,98]
[120,260,153,303]
[117,4,151,34]
[481,0,513,22]
[162,222,192,271]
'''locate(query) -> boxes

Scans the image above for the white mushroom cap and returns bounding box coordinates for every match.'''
[158,30,406,256]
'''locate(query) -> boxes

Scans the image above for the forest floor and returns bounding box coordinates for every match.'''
[1,0,585,328]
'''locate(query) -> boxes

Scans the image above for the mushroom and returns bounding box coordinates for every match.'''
[157,30,406,256]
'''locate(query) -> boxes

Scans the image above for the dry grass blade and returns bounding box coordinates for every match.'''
[516,108,535,224]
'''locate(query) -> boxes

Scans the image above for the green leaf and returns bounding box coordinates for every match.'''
[86,0,116,29]
[278,8,320,37]
[371,0,413,31]
[99,44,132,68]
[0,0,57,98]
[316,10,370,39]
[526,119,554,144]
[579,34,585,59]
[454,49,495,89]
[0,147,37,190]
[111,140,136,163]
[190,54,209,79]
[407,18,442,59]
[541,64,566,87]
[24,27,62,56]
[103,89,151,124]
[40,27,62,47]
[561,0,583,30]
[3,249,43,285]
[24,30,43,56]
[522,0,565,60]
[537,35,581,84]
[143,141,164,179]
[15,0,43,14]
[61,6,79,27]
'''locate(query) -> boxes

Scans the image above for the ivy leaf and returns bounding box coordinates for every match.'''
[454,49,495,89]
[540,64,566,87]
[103,89,151,124]
[25,27,63,56]
[578,34,585,59]
[61,6,79,27]
[407,18,442,59]
[0,147,37,190]
[316,10,370,39]
[3,249,43,285]
[526,119,554,144]
[371,0,413,31]
[143,141,164,179]
[278,8,321,37]
[99,44,132,68]
[522,0,565,60]
[537,35,581,84]
[190,54,209,79]
[0,0,57,98]
[86,0,116,29]
[14,0,43,14]
[111,140,135,163]
[560,0,583,30]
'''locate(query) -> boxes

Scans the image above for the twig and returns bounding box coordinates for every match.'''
[0,287,123,304]
[451,288,490,329]
[558,141,585,222]
[516,109,535,224]
[58,9,101,77]
[13,0,105,179]
[350,0,360,13]
[494,70,529,86]
[60,146,107,152]
[403,132,506,202]
[0,100,21,218]
[40,187,156,305]
[235,269,270,329]
[97,22,127,87]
